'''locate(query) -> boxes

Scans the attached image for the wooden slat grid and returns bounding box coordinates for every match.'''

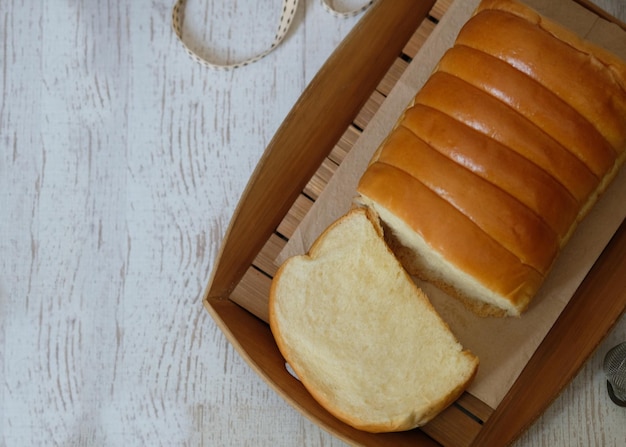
[228,1,496,445]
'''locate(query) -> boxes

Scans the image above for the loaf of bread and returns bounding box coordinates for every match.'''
[269,208,478,432]
[357,0,626,317]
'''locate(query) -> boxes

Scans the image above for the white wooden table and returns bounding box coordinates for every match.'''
[2,1,625,446]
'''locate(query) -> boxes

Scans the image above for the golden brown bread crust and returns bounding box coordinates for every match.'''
[476,0,626,97]
[414,71,600,204]
[358,162,544,311]
[400,104,579,241]
[374,126,559,273]
[435,45,618,177]
[356,0,626,316]
[456,7,626,152]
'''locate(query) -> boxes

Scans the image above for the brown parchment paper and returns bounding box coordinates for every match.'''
[276,0,626,410]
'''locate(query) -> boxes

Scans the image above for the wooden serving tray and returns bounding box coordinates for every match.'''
[204,0,626,445]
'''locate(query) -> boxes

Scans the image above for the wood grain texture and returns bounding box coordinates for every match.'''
[0,0,624,446]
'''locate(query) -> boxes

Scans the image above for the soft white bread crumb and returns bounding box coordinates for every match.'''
[269,208,478,433]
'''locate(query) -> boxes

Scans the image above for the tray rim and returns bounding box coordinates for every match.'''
[203,1,626,445]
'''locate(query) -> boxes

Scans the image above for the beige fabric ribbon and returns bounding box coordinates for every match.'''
[172,0,375,70]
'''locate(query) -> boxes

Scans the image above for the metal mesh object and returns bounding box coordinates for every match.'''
[604,341,626,406]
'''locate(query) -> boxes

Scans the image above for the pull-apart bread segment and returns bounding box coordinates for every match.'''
[357,0,626,317]
[269,209,478,432]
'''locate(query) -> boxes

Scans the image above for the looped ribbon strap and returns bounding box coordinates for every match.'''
[172,0,376,70]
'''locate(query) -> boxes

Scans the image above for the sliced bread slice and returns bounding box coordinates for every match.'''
[269,208,478,432]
